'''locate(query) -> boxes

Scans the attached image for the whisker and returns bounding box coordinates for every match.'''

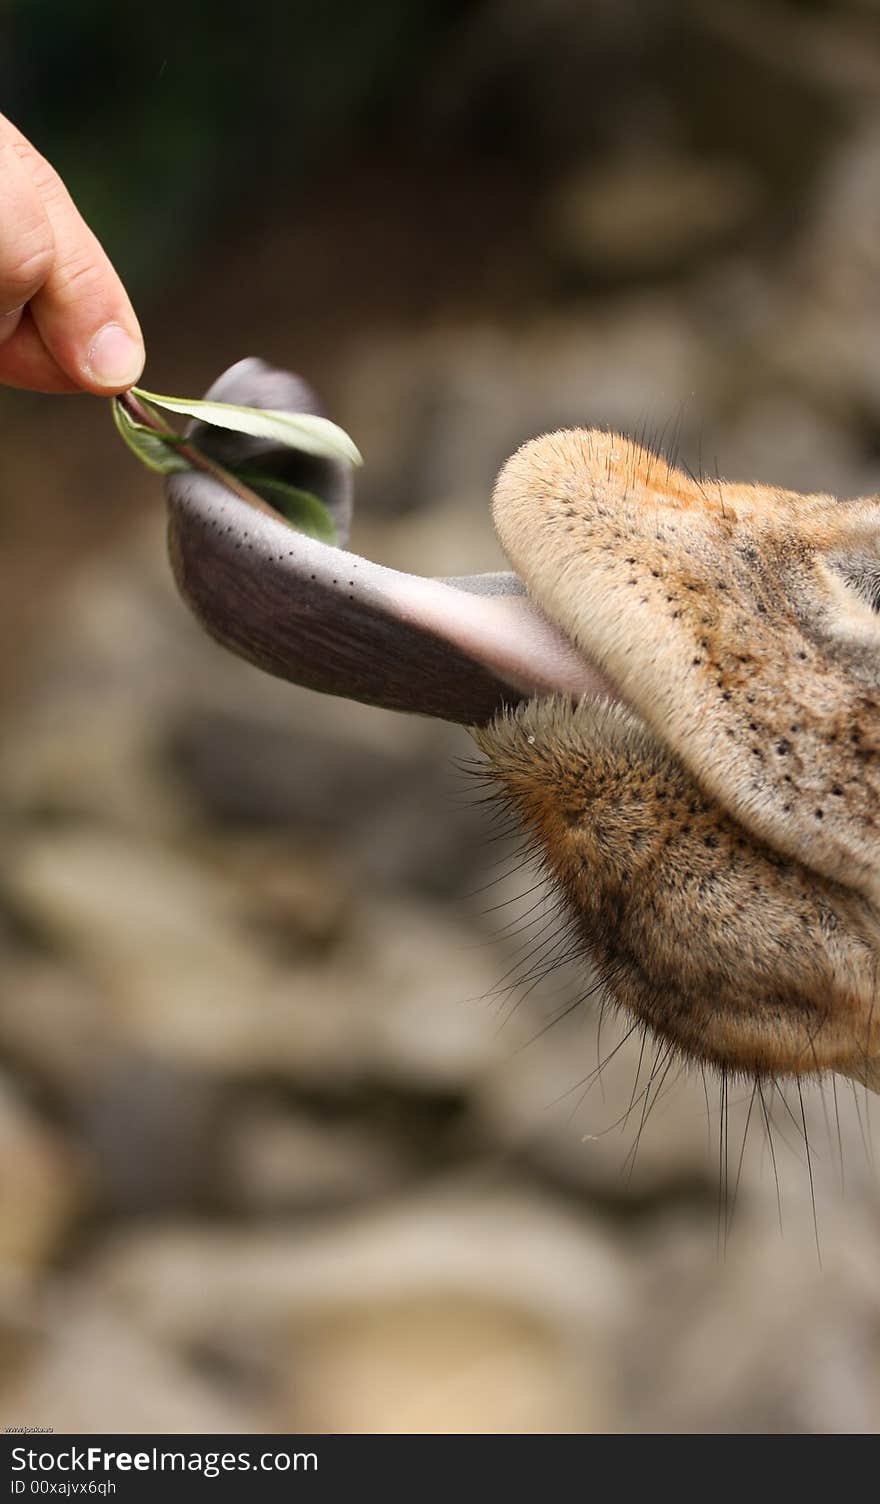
[624,1038,673,1180]
[717,1067,729,1258]
[546,1014,641,1113]
[797,1077,821,1266]
[758,1081,784,1236]
[831,1075,845,1195]
[516,974,607,1053]
[728,1079,758,1240]
[624,1027,649,1135]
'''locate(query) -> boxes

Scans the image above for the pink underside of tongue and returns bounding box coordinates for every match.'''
[389,571,620,708]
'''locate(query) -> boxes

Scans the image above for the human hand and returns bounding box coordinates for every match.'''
[0,113,144,394]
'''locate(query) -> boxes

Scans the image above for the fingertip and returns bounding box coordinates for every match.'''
[81,321,145,394]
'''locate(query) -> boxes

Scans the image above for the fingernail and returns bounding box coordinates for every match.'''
[86,323,144,389]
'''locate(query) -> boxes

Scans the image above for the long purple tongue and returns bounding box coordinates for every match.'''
[165,360,615,726]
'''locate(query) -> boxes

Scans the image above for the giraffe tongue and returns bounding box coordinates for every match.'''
[389,567,619,714]
[166,467,617,727]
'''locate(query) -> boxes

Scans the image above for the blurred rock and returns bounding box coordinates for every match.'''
[210,839,349,954]
[716,391,872,500]
[222,1105,406,1214]
[92,1184,627,1432]
[1,827,275,1070]
[759,113,880,427]
[344,309,722,524]
[283,1294,601,1434]
[546,155,761,281]
[163,702,482,898]
[0,1296,253,1434]
[1,825,503,1088]
[799,112,880,321]
[0,700,179,837]
[0,958,113,1099]
[623,1206,880,1433]
[0,1077,85,1272]
[81,1056,224,1217]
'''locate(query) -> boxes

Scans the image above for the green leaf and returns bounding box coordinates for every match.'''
[238,473,339,544]
[112,387,347,546]
[112,395,191,475]
[132,386,363,467]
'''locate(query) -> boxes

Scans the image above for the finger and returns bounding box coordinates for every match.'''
[0,306,24,348]
[0,123,55,315]
[4,119,144,393]
[0,305,80,392]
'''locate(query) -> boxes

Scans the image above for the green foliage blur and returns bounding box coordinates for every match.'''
[3,0,468,289]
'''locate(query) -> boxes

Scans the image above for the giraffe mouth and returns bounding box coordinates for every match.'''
[163,362,880,1097]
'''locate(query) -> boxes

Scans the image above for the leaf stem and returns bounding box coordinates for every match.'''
[116,390,282,519]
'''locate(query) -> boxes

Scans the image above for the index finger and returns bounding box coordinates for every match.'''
[0,122,55,314]
[1,116,145,393]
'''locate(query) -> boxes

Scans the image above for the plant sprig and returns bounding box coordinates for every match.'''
[112,385,362,545]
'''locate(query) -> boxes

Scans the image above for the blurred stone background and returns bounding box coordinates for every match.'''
[3,0,880,1434]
